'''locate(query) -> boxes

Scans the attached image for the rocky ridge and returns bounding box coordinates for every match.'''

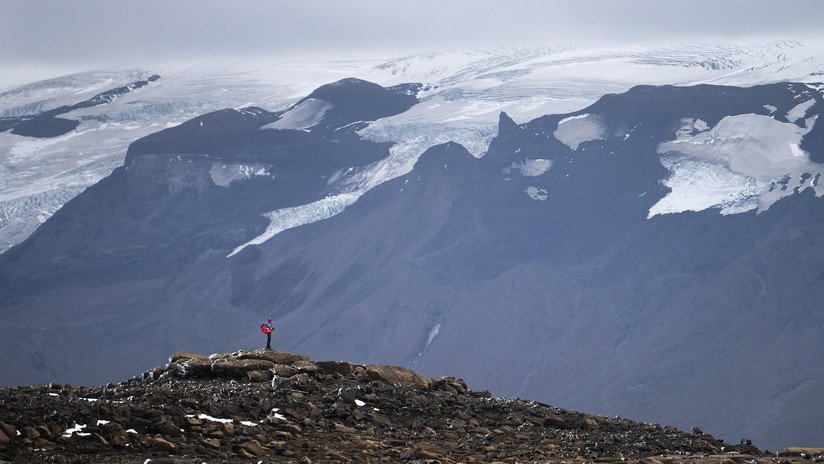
[0,350,821,464]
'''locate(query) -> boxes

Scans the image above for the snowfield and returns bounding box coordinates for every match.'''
[651,112,821,217]
[553,113,606,150]
[2,37,824,251]
[260,98,333,130]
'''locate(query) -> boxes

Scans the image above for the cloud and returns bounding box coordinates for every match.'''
[1,0,823,80]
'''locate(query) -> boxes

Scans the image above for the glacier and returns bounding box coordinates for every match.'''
[260,98,333,130]
[553,113,606,150]
[3,37,824,251]
[651,111,822,217]
[228,192,361,257]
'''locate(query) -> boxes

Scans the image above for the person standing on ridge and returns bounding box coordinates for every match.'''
[261,318,274,350]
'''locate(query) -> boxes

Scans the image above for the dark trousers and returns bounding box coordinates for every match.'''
[266,332,271,350]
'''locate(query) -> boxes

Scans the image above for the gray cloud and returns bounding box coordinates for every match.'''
[1,0,823,86]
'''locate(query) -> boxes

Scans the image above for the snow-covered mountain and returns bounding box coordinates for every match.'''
[3,38,824,252]
[2,38,824,451]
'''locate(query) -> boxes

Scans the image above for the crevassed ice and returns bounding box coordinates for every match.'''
[227,192,360,257]
[648,156,770,217]
[650,114,823,217]
[553,113,606,150]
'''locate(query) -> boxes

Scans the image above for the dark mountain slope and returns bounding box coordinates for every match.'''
[216,83,824,449]
[0,78,421,387]
[1,80,823,451]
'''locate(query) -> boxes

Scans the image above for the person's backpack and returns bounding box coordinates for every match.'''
[261,324,272,334]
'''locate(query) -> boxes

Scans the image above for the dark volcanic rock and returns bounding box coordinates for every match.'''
[0,349,804,464]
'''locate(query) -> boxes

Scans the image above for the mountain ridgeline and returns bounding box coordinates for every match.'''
[1,78,823,451]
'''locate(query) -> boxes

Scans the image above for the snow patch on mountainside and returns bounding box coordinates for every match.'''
[553,114,606,150]
[785,99,815,123]
[650,114,823,217]
[260,98,332,130]
[505,159,553,177]
[526,186,549,201]
[228,192,360,257]
[208,162,272,187]
[648,156,769,216]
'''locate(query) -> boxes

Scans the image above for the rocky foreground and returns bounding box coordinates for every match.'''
[1,350,822,464]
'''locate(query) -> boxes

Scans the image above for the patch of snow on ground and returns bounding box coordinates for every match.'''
[355,399,366,407]
[526,186,548,201]
[261,98,333,130]
[505,158,552,177]
[268,408,287,421]
[553,114,606,150]
[193,414,233,424]
[651,114,823,216]
[63,423,89,437]
[786,98,815,123]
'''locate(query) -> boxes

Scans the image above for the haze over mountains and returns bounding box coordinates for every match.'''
[2,37,824,452]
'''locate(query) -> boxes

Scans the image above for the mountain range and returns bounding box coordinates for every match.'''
[2,39,824,451]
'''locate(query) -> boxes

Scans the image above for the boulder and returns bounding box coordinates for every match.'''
[247,369,274,382]
[362,364,432,389]
[279,373,311,389]
[169,352,209,364]
[203,437,221,449]
[236,350,309,365]
[101,422,129,448]
[175,360,212,378]
[543,414,568,429]
[583,418,599,429]
[317,360,357,377]
[0,421,15,439]
[34,425,52,440]
[20,426,40,440]
[211,359,275,378]
[90,433,109,446]
[779,448,824,457]
[150,436,177,451]
[293,360,321,374]
[236,439,266,457]
[274,363,300,377]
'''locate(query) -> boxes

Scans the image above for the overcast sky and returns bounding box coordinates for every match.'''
[2,0,824,87]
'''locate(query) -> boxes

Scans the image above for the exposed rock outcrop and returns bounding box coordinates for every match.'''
[0,350,817,464]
